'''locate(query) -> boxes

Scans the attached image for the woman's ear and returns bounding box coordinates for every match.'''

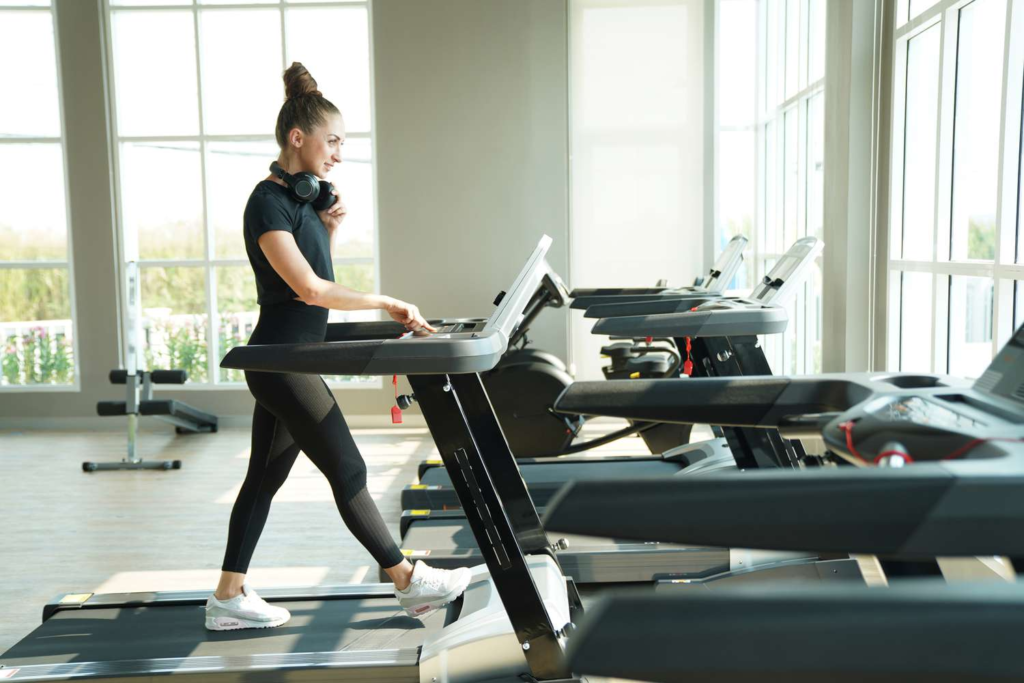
[290,128,304,148]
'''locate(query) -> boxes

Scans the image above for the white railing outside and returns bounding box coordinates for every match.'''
[1,318,75,386]
[2,309,374,388]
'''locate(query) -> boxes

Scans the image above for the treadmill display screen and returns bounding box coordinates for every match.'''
[868,396,984,429]
[705,234,747,293]
[483,235,552,335]
[748,237,821,304]
[973,322,1024,405]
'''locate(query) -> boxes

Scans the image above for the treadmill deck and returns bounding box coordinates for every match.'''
[1,595,443,682]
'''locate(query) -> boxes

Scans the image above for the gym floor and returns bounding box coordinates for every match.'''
[0,419,653,657]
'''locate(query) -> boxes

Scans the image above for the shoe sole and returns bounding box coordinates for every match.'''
[205,615,290,631]
[401,570,473,618]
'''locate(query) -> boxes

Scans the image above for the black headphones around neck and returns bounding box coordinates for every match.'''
[270,161,336,212]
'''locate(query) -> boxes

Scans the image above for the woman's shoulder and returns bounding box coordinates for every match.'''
[246,180,293,215]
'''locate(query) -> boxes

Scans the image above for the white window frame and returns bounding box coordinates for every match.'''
[102,0,380,390]
[0,1,81,392]
[886,0,1024,373]
[739,0,826,375]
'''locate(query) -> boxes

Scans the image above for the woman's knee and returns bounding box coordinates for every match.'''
[327,457,367,496]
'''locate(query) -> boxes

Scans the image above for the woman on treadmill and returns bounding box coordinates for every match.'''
[205,63,471,631]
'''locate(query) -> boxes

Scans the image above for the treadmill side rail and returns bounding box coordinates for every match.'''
[569,585,1024,682]
[0,648,420,682]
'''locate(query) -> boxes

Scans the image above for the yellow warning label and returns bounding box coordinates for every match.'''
[425,459,442,465]
[410,510,431,516]
[59,593,93,604]
[409,485,427,490]
[629,372,641,379]
[400,549,431,557]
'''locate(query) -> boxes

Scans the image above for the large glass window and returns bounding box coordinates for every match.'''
[569,0,705,382]
[0,1,77,388]
[718,0,758,291]
[887,0,1021,376]
[949,0,1006,262]
[107,0,377,386]
[717,0,826,374]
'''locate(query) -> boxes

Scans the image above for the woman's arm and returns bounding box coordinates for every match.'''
[257,231,435,330]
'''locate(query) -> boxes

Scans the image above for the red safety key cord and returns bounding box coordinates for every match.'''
[839,420,1024,464]
[683,336,693,376]
[391,375,403,424]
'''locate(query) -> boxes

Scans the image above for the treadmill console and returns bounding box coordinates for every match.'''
[819,325,1024,464]
[703,234,748,294]
[748,237,823,304]
[974,323,1024,406]
[866,396,985,430]
[693,298,766,313]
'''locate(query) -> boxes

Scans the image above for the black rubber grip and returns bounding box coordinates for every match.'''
[150,370,187,384]
[108,369,187,384]
[96,401,128,416]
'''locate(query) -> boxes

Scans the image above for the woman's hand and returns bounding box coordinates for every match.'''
[317,188,347,231]
[384,297,437,333]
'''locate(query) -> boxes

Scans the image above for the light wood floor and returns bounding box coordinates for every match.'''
[0,420,653,655]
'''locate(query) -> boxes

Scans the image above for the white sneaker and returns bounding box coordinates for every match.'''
[394,562,472,617]
[204,583,291,631]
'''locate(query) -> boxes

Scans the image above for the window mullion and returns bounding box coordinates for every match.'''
[279,1,287,72]
[191,5,216,384]
[934,8,956,263]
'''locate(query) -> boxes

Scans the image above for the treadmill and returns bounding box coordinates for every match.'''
[401,236,823,514]
[568,234,748,311]
[493,235,749,458]
[545,327,1024,681]
[395,239,864,586]
[545,324,1024,582]
[0,237,585,683]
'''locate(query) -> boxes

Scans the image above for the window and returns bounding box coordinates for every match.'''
[0,1,78,389]
[568,0,705,381]
[717,0,826,374]
[106,0,377,386]
[718,0,758,291]
[887,0,1023,377]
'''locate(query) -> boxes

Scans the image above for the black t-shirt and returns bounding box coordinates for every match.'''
[244,179,335,308]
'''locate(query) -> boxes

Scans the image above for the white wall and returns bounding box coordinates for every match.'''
[373,0,571,367]
[569,0,706,380]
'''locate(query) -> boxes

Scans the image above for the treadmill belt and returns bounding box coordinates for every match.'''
[418,459,682,487]
[2,597,442,666]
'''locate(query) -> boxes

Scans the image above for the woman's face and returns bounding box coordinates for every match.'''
[292,113,345,179]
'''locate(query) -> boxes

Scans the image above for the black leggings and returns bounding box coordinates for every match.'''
[220,369,405,573]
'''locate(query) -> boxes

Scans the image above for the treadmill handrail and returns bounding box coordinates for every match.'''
[567,235,748,310]
[542,457,1024,557]
[582,294,717,319]
[568,586,1024,682]
[590,300,790,338]
[552,375,886,427]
